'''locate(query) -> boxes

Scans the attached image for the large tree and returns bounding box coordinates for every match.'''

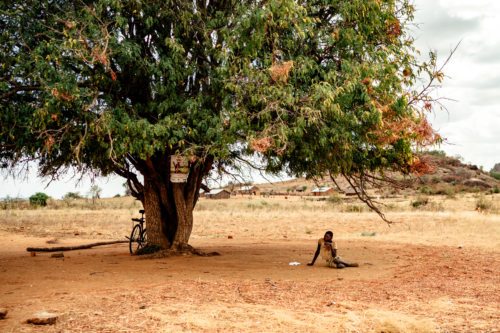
[1,0,442,251]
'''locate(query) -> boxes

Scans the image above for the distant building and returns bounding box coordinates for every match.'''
[236,185,260,196]
[205,189,231,199]
[311,187,335,196]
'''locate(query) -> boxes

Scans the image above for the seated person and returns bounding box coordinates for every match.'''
[307,231,358,268]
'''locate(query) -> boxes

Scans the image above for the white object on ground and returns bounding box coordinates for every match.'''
[288,261,301,266]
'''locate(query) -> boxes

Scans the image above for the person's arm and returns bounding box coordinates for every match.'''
[331,241,337,258]
[307,243,321,266]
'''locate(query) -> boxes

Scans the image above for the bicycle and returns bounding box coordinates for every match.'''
[128,209,147,255]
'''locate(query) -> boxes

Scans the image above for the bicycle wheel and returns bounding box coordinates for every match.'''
[141,228,147,245]
[129,224,143,254]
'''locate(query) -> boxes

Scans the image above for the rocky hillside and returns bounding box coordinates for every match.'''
[411,153,499,195]
[246,152,500,196]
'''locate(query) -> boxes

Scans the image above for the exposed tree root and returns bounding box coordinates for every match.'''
[139,243,220,259]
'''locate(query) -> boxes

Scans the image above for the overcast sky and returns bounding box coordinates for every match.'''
[412,0,500,172]
[1,0,499,199]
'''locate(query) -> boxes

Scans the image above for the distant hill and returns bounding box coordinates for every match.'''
[411,152,499,195]
[234,152,500,196]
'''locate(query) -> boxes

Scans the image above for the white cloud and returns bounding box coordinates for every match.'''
[413,0,500,170]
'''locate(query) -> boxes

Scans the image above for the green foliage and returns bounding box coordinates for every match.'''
[63,192,82,200]
[490,172,500,181]
[475,195,492,211]
[1,1,442,225]
[29,192,50,207]
[419,186,432,195]
[425,150,447,157]
[411,196,429,208]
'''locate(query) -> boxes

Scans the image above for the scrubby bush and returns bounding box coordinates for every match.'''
[63,192,82,199]
[29,192,49,207]
[327,194,343,205]
[475,195,492,211]
[411,196,429,208]
[419,186,432,195]
[425,150,447,157]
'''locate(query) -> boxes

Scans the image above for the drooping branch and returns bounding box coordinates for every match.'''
[113,163,144,202]
[337,171,395,225]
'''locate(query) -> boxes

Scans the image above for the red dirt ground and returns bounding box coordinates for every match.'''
[0,231,498,332]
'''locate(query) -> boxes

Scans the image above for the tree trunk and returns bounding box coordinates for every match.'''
[171,183,193,248]
[140,156,213,251]
[143,178,170,249]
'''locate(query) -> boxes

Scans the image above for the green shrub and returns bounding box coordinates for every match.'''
[490,172,500,181]
[425,150,447,157]
[29,192,49,207]
[419,186,432,195]
[475,195,492,211]
[63,192,82,199]
[411,196,429,208]
[434,185,456,198]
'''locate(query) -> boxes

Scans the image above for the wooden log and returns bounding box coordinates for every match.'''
[27,240,128,253]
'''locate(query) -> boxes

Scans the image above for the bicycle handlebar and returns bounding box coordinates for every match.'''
[131,218,144,223]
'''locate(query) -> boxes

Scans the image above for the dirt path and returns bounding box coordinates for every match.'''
[0,231,498,332]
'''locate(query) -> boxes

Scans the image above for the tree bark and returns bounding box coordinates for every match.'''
[140,156,213,252]
[143,177,170,249]
[172,182,193,248]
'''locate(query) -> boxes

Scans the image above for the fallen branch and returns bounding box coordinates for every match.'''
[27,240,128,252]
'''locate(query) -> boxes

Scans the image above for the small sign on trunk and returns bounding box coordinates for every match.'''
[170,155,189,183]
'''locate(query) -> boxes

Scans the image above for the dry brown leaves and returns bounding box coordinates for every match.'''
[250,137,273,153]
[51,88,74,102]
[269,61,294,83]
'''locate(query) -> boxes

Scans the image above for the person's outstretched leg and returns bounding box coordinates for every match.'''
[334,257,358,268]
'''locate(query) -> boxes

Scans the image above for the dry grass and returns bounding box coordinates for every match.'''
[193,194,500,250]
[0,194,498,250]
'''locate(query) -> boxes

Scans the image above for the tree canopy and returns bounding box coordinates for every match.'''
[1,0,443,250]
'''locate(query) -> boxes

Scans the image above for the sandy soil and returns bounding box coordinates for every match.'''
[0,229,498,333]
